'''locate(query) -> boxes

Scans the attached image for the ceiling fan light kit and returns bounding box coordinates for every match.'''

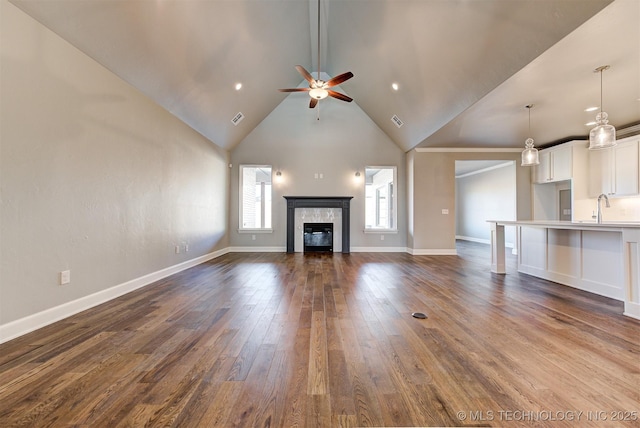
[588,65,616,150]
[309,87,328,100]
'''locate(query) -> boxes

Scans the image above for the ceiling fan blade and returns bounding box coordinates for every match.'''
[309,98,318,108]
[327,90,353,103]
[325,71,354,88]
[295,65,316,84]
[279,88,310,92]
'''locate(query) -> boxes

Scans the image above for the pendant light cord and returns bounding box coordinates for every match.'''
[600,68,603,114]
[594,65,610,115]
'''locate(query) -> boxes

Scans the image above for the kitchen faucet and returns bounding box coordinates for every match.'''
[596,193,610,224]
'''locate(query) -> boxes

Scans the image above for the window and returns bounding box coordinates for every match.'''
[240,165,272,230]
[365,166,396,230]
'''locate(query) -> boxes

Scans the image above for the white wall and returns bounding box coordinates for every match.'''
[1,2,229,338]
[456,162,516,247]
[229,88,407,251]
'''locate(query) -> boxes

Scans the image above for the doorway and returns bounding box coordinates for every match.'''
[455,160,517,251]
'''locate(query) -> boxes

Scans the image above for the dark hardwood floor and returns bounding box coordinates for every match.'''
[1,241,638,427]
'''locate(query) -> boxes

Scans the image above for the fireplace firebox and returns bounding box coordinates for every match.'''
[304,223,333,253]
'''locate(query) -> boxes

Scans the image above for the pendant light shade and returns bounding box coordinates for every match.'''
[589,65,616,150]
[521,104,539,166]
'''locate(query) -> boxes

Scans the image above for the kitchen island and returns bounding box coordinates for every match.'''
[489,220,640,319]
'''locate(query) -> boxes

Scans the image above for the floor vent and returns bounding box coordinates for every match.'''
[231,112,244,126]
[391,114,403,128]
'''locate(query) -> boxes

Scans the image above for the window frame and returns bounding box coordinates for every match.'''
[238,164,273,233]
[364,166,398,232]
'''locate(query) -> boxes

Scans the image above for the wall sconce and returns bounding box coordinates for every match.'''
[355,171,361,177]
[354,171,362,183]
[275,170,283,183]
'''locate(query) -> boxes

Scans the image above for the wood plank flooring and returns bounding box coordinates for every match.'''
[1,241,639,427]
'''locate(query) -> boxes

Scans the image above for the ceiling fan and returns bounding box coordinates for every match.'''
[278,0,354,109]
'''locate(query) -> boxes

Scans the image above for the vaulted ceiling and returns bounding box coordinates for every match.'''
[11,0,640,152]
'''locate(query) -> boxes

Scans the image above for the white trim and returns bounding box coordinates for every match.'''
[455,161,513,179]
[227,246,286,252]
[517,265,624,300]
[623,301,640,320]
[456,235,491,245]
[407,248,458,255]
[456,235,515,249]
[239,164,273,231]
[365,165,398,232]
[351,246,407,252]
[237,229,273,234]
[0,248,230,344]
[415,147,522,153]
[363,229,399,234]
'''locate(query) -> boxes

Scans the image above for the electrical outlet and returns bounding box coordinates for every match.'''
[175,245,180,254]
[380,235,385,241]
[184,244,189,252]
[442,209,449,215]
[252,235,256,241]
[59,270,71,285]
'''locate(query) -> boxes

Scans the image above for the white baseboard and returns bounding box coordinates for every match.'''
[624,301,640,320]
[0,248,230,344]
[456,235,516,250]
[517,264,624,301]
[456,235,491,245]
[407,248,457,256]
[456,235,517,254]
[351,246,407,253]
[227,246,286,252]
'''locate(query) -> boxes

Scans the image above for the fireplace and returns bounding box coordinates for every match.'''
[284,196,353,253]
[304,223,333,253]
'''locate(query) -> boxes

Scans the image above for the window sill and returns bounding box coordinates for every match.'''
[238,229,273,234]
[363,229,398,234]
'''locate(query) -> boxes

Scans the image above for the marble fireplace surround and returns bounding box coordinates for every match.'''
[284,196,353,254]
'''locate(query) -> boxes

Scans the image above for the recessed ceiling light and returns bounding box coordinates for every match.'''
[584,106,599,112]
[391,82,399,91]
[585,121,597,126]
[235,83,242,91]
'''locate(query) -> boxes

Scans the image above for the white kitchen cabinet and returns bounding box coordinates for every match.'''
[588,137,639,198]
[534,144,573,183]
[613,139,639,196]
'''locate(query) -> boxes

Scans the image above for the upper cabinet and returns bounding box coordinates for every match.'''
[534,144,573,183]
[588,137,639,198]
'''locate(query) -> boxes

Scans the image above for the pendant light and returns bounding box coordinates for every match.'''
[588,65,616,150]
[521,104,539,166]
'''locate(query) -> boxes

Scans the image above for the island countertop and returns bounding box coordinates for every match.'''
[488,220,640,230]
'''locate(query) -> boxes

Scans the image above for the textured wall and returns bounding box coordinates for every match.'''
[1,2,229,326]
